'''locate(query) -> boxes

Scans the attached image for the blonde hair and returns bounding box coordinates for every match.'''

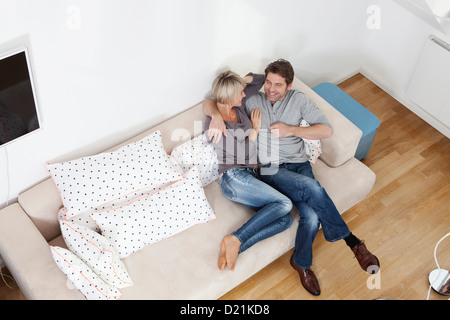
[212,71,246,105]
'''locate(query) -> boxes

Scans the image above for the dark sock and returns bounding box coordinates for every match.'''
[344,233,360,249]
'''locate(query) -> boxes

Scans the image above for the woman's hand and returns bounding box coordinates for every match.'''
[249,108,261,141]
[251,108,261,132]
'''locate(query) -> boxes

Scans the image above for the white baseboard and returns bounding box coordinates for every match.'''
[359,68,450,139]
[332,69,361,86]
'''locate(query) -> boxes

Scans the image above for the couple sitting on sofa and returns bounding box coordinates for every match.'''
[203,59,379,296]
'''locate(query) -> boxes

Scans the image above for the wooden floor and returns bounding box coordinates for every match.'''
[1,74,449,300]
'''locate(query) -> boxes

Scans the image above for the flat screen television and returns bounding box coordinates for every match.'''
[0,47,41,147]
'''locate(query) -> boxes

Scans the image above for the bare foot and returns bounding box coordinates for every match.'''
[217,234,241,271]
[218,241,227,270]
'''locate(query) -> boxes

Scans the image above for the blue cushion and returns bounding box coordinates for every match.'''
[312,82,380,160]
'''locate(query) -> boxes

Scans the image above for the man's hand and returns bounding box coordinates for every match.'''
[269,122,293,138]
[204,98,227,143]
[208,113,227,143]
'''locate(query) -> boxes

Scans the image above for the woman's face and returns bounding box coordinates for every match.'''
[232,84,246,107]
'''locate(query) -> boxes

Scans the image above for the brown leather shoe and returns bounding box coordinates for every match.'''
[290,256,321,296]
[352,241,380,274]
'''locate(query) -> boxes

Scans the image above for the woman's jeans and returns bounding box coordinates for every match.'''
[259,162,350,269]
[220,168,293,253]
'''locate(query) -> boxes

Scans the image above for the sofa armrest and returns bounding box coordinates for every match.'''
[0,203,84,300]
[291,77,362,167]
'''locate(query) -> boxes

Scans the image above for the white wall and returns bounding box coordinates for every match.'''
[362,0,450,137]
[0,0,371,207]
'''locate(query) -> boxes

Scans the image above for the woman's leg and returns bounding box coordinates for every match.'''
[219,168,293,270]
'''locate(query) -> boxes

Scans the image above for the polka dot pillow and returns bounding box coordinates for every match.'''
[91,166,216,258]
[50,246,122,300]
[47,130,183,220]
[170,133,219,187]
[58,207,100,233]
[300,119,322,164]
[59,219,133,289]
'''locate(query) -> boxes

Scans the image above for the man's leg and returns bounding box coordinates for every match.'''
[259,163,379,295]
[260,163,350,266]
[286,162,380,274]
[259,164,331,295]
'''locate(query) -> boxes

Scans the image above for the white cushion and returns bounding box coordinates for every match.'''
[170,133,219,187]
[59,219,133,289]
[58,207,100,233]
[91,166,216,258]
[50,246,122,300]
[46,130,183,220]
[300,119,322,164]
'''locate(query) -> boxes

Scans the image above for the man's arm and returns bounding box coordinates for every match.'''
[203,98,226,143]
[269,122,333,140]
[269,91,332,140]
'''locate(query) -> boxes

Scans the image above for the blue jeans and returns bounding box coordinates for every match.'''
[259,162,350,269]
[220,168,293,253]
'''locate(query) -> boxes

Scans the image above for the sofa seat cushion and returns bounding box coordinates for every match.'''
[312,158,376,213]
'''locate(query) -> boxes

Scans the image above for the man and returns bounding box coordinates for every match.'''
[203,59,379,296]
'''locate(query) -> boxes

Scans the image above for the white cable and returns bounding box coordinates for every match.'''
[0,268,16,290]
[426,232,450,300]
[434,233,450,270]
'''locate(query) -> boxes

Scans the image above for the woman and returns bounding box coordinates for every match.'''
[204,71,293,271]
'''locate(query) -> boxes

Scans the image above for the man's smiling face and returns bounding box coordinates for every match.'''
[264,72,292,104]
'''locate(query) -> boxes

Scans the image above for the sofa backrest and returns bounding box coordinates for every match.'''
[17,76,361,242]
[290,77,362,167]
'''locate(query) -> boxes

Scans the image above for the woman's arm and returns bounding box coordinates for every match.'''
[248,108,261,141]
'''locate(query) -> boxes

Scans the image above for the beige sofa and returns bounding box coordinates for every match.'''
[0,77,375,300]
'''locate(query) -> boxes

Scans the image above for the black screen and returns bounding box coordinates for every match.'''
[0,50,40,146]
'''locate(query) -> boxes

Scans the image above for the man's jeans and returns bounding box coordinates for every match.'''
[220,168,293,253]
[259,162,350,269]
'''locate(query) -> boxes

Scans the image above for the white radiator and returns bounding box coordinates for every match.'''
[406,35,450,129]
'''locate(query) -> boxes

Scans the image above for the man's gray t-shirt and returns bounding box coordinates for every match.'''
[244,90,330,165]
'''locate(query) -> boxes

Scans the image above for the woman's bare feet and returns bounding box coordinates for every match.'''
[218,234,241,271]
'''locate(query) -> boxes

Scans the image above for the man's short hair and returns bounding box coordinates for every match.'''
[265,59,294,85]
[212,70,246,105]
